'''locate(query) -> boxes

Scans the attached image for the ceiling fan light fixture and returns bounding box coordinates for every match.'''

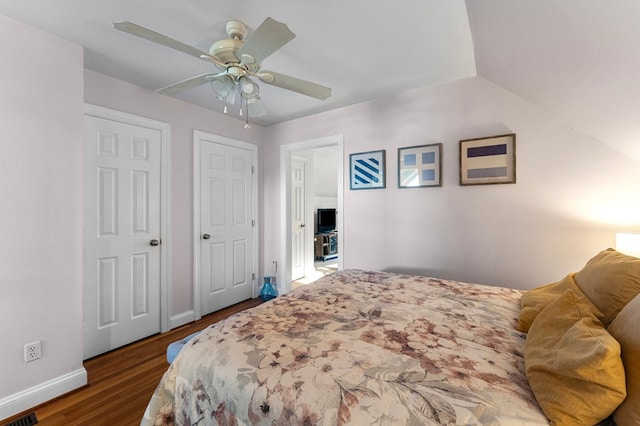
[238,76,259,99]
[210,76,234,98]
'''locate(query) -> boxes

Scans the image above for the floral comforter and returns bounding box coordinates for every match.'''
[142,270,548,425]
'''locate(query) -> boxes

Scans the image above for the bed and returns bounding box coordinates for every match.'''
[142,252,640,425]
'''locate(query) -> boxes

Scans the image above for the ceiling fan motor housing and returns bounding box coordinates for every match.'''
[208,20,248,67]
[209,38,244,66]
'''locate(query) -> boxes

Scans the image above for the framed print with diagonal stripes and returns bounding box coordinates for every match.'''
[459,134,516,185]
[350,150,386,190]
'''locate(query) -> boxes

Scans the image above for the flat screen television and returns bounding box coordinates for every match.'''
[317,208,336,233]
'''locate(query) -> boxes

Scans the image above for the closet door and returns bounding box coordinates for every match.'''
[83,114,163,359]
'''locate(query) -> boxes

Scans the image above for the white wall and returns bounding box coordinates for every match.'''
[264,76,640,290]
[311,146,339,220]
[84,70,264,325]
[0,15,86,418]
[312,146,339,200]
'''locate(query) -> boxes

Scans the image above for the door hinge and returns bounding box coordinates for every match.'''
[252,273,255,281]
[252,219,255,227]
[251,166,255,174]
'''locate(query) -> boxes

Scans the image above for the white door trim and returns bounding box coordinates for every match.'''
[280,134,344,294]
[83,103,171,333]
[193,130,259,320]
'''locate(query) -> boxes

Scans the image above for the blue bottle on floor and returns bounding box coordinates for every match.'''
[260,276,277,301]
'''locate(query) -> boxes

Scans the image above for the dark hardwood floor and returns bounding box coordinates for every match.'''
[3,298,262,426]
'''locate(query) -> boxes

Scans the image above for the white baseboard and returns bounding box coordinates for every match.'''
[0,368,87,421]
[170,310,195,329]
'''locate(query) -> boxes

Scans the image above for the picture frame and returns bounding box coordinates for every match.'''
[398,143,442,188]
[349,150,386,190]
[459,133,516,185]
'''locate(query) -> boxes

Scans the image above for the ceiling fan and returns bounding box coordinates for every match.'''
[114,17,331,127]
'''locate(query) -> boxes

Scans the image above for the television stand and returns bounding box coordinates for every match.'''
[314,231,338,261]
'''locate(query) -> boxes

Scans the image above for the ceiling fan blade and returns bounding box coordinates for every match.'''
[247,97,267,117]
[236,17,295,65]
[156,73,223,95]
[257,70,331,100]
[113,21,226,68]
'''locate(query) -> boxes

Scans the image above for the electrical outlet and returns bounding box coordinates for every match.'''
[24,341,42,363]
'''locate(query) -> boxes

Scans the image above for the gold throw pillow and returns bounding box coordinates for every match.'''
[517,273,602,332]
[525,289,626,425]
[574,248,640,326]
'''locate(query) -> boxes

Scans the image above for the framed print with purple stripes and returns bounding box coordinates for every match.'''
[459,134,516,185]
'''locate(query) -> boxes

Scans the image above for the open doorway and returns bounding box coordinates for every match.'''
[292,147,339,288]
[279,135,344,294]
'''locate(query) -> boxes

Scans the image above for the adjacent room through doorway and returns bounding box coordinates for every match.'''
[291,145,339,287]
[281,135,344,294]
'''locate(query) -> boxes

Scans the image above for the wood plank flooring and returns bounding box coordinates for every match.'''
[3,298,262,426]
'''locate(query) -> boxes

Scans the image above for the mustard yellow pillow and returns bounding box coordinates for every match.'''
[525,290,626,425]
[517,273,603,332]
[608,293,640,425]
[575,248,640,326]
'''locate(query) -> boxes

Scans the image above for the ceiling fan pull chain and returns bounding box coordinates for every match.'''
[244,98,251,129]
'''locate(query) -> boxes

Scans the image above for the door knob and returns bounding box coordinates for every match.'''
[202,233,211,240]
[300,224,306,228]
[150,239,160,246]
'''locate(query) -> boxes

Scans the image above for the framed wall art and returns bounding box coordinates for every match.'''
[349,150,386,190]
[459,133,516,185]
[398,143,442,188]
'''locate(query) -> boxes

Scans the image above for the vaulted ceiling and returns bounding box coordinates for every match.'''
[2,1,639,160]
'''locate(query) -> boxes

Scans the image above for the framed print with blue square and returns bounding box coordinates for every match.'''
[349,150,386,190]
[460,133,516,185]
[398,143,442,188]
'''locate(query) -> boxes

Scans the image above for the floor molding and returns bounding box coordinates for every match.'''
[0,368,87,421]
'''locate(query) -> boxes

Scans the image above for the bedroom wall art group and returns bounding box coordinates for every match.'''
[349,133,516,190]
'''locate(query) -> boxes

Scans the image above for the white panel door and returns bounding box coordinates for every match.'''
[83,115,162,359]
[291,157,306,281]
[200,140,253,315]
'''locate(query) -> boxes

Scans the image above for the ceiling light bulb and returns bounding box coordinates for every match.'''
[238,76,259,99]
[242,83,256,95]
[211,76,234,98]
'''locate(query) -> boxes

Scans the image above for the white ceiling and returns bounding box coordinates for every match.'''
[2,1,640,160]
[467,0,640,161]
